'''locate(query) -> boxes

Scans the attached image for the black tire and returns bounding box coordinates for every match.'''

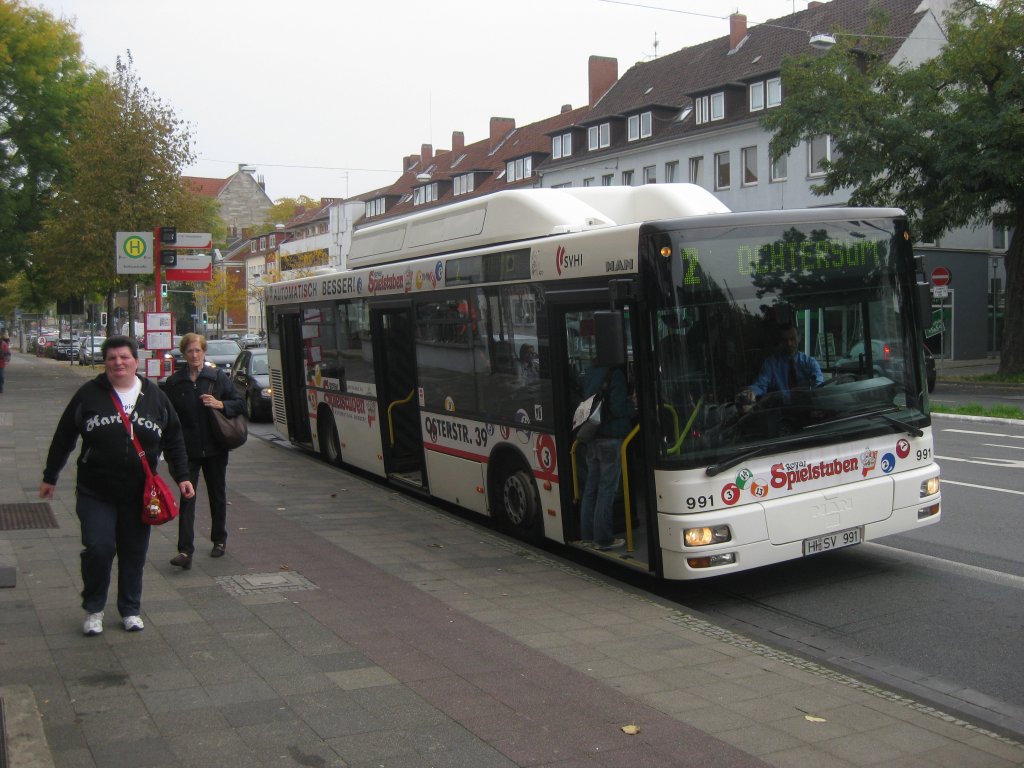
[318,410,343,467]
[496,467,541,536]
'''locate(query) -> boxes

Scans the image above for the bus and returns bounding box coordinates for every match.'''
[264,184,940,580]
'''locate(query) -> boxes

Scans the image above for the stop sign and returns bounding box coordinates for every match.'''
[930,266,951,286]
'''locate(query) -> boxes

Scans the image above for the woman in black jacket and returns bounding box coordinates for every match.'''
[163,333,245,569]
[40,336,195,636]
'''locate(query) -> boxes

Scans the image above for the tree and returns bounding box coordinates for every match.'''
[260,196,319,232]
[0,1,90,275]
[30,52,218,327]
[762,0,1024,375]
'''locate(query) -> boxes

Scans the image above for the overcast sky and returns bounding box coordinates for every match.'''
[32,0,807,202]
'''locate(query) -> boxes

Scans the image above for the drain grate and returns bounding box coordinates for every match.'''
[0,503,58,531]
[215,571,318,596]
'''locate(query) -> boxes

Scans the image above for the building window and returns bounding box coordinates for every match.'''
[749,81,765,112]
[621,169,634,186]
[767,77,782,108]
[250,241,256,253]
[506,156,533,183]
[269,234,276,247]
[552,133,572,159]
[627,111,652,141]
[993,225,1013,250]
[588,123,611,150]
[714,151,730,190]
[689,156,704,186]
[259,237,266,251]
[643,165,656,184]
[770,153,787,182]
[413,183,439,206]
[741,146,758,185]
[665,161,679,183]
[583,177,594,187]
[695,92,725,124]
[453,173,475,196]
[808,135,835,177]
[601,174,614,186]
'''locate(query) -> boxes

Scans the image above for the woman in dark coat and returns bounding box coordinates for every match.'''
[163,333,244,568]
[40,335,195,635]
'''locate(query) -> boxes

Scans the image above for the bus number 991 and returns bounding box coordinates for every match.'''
[686,495,715,510]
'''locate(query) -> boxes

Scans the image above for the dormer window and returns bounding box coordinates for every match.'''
[587,123,611,151]
[365,197,387,218]
[413,183,438,206]
[627,112,652,141]
[506,156,533,183]
[552,132,573,159]
[750,78,782,111]
[695,93,725,125]
[453,173,475,196]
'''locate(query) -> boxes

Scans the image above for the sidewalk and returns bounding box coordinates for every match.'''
[2,352,1023,768]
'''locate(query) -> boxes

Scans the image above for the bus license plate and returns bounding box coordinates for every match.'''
[803,527,862,556]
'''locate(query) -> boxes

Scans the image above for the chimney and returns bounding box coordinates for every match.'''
[561,103,573,113]
[489,117,516,147]
[421,143,433,164]
[452,131,465,153]
[730,13,747,50]
[588,55,618,106]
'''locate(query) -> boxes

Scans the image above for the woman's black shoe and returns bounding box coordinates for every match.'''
[211,543,226,558]
[169,553,192,570]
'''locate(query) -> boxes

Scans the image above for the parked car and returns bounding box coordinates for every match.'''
[77,336,105,365]
[230,347,272,421]
[239,332,262,348]
[163,337,239,373]
[35,332,59,357]
[204,339,242,371]
[55,335,80,360]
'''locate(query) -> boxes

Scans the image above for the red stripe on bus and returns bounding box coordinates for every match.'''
[424,443,559,484]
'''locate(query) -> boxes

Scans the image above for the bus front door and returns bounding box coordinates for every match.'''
[550,299,651,571]
[371,305,426,489]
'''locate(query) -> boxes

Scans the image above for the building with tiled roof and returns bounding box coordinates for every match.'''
[183,165,274,242]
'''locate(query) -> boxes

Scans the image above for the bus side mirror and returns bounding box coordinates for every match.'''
[594,311,626,367]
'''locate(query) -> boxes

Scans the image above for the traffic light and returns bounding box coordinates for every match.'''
[201,311,208,324]
[160,249,177,267]
[160,283,168,298]
[100,312,108,327]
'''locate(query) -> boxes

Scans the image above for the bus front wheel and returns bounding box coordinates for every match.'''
[496,468,540,537]
[317,409,343,467]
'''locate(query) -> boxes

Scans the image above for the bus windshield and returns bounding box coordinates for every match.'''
[650,216,929,470]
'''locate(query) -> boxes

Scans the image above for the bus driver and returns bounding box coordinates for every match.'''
[740,324,823,405]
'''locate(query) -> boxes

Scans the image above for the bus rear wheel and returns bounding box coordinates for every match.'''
[317,410,343,467]
[497,468,540,537]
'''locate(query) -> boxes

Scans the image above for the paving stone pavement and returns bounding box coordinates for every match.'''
[2,352,1023,768]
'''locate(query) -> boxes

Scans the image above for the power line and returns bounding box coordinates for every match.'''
[198,157,398,174]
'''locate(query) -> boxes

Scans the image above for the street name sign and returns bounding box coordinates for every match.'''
[165,252,214,282]
[163,232,212,250]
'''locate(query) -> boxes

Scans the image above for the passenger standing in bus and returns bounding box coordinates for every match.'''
[518,343,539,382]
[579,363,636,551]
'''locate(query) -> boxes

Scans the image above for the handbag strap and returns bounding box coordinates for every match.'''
[109,391,155,482]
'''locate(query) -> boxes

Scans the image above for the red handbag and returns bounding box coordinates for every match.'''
[110,393,179,525]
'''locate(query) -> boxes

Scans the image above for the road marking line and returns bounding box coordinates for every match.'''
[864,542,1024,590]
[938,477,1024,496]
[936,455,1024,469]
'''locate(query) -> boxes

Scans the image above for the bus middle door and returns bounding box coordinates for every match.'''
[370,304,426,490]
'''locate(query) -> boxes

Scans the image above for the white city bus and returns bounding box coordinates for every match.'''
[264,185,940,580]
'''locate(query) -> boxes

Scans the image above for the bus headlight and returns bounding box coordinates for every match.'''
[683,525,731,547]
[920,476,940,497]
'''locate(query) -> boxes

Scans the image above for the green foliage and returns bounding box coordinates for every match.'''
[0,0,91,273]
[761,0,1024,374]
[259,196,319,232]
[29,53,219,302]
[930,403,1024,420]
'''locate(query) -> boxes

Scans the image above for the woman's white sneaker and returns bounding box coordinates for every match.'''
[122,615,144,632]
[82,612,104,636]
